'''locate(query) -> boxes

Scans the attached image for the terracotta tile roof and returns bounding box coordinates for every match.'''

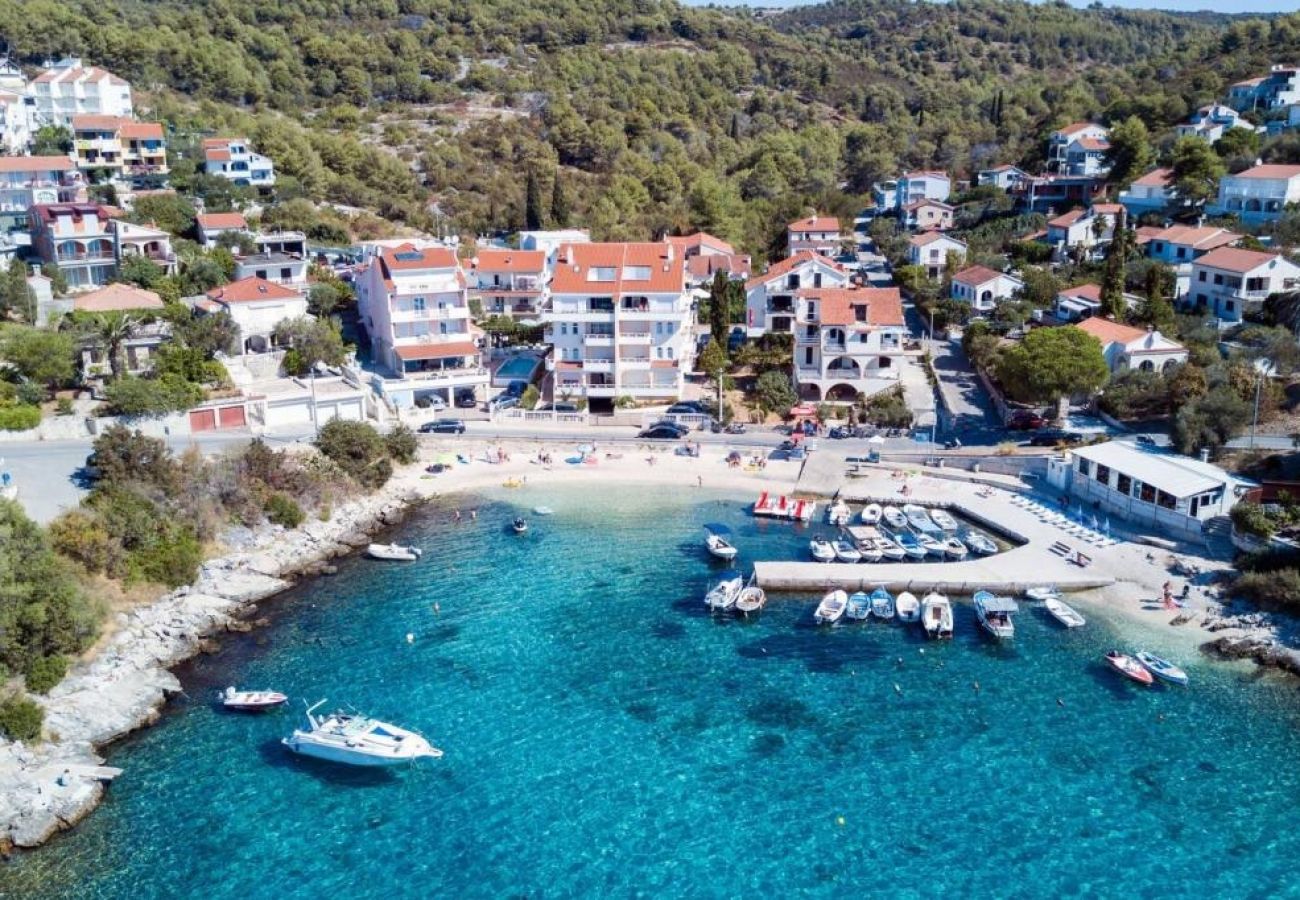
[1048,209,1088,228]
[202,138,245,162]
[72,283,165,312]
[1234,164,1300,180]
[1092,203,1123,215]
[1074,137,1110,151]
[0,155,75,173]
[908,231,965,248]
[196,212,248,230]
[686,253,750,280]
[1194,247,1283,274]
[664,232,736,256]
[1231,76,1265,87]
[1134,226,1164,245]
[393,341,478,361]
[379,243,459,273]
[34,65,127,86]
[1146,225,1241,252]
[119,122,163,140]
[805,287,904,327]
[1074,317,1149,346]
[71,114,126,131]
[1131,168,1173,188]
[1060,283,1102,302]
[788,215,841,233]
[952,265,1007,287]
[1055,122,1103,137]
[473,248,545,273]
[744,250,843,290]
[549,242,684,295]
[29,202,110,225]
[902,199,953,211]
[206,277,303,304]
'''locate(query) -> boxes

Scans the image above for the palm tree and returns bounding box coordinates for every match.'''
[67,311,142,379]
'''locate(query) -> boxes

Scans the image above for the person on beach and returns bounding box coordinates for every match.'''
[453,509,461,522]
[697,476,703,487]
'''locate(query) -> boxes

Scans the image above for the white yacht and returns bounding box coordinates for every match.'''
[826,499,852,526]
[282,701,443,767]
[921,592,953,639]
[367,543,422,561]
[221,687,287,711]
[814,590,848,625]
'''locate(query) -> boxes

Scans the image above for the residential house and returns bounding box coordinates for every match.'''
[71,283,168,376]
[470,248,547,319]
[1175,104,1248,143]
[1210,164,1300,224]
[977,165,1030,191]
[542,241,693,407]
[1228,76,1267,111]
[113,220,176,274]
[1044,204,1120,259]
[519,229,591,261]
[1187,247,1300,323]
[354,243,486,407]
[196,212,250,249]
[1137,225,1241,298]
[28,202,118,289]
[950,266,1024,314]
[665,232,751,287]
[0,90,30,155]
[872,171,951,213]
[29,57,132,127]
[201,277,310,355]
[786,215,844,257]
[1118,168,1176,220]
[1011,173,1106,214]
[906,233,967,279]
[1048,122,1110,176]
[254,230,308,259]
[901,199,954,232]
[744,250,851,338]
[1052,283,1140,322]
[791,287,907,403]
[0,156,86,231]
[1073,317,1188,374]
[202,138,276,188]
[234,252,309,287]
[71,116,167,183]
[1227,65,1300,112]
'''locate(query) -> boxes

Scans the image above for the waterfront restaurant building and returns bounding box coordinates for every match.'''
[1047,441,1249,539]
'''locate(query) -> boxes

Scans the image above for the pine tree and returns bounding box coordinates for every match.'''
[550,172,569,228]
[525,170,544,231]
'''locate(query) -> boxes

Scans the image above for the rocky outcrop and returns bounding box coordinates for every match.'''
[1201,636,1300,678]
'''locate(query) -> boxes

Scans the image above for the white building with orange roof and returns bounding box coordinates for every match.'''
[202,137,275,188]
[470,247,547,319]
[901,198,954,232]
[0,155,85,230]
[199,276,309,355]
[791,287,908,402]
[71,116,167,180]
[71,283,169,376]
[542,241,693,406]
[29,57,132,127]
[1047,122,1109,176]
[664,231,750,287]
[1051,283,1140,323]
[196,212,251,249]
[786,215,844,257]
[1072,317,1187,375]
[1044,205,1119,258]
[1210,163,1300,224]
[354,243,485,407]
[744,250,852,338]
[905,232,966,279]
[949,265,1023,313]
[1118,168,1177,219]
[1188,247,1300,323]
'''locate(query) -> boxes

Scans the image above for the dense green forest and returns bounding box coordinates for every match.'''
[3,0,1300,257]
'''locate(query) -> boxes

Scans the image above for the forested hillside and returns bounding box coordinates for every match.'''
[2,0,1299,257]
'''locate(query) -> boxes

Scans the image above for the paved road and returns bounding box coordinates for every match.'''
[928,335,1004,445]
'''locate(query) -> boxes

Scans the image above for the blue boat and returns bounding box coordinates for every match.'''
[893,531,927,560]
[870,586,895,620]
[846,591,871,621]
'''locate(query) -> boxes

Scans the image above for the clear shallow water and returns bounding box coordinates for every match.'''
[5,486,1300,899]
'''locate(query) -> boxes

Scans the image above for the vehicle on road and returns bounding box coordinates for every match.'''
[535,402,579,413]
[415,394,447,411]
[419,419,466,434]
[1007,411,1045,430]
[489,393,520,411]
[667,401,709,416]
[1029,430,1083,447]
[455,392,477,409]
[711,421,746,434]
[638,422,689,440]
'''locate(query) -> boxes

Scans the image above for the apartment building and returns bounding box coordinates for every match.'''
[872,171,952,213]
[950,266,1023,314]
[790,287,908,402]
[0,156,86,231]
[786,216,844,257]
[196,212,250,249]
[0,90,31,154]
[543,242,693,408]
[71,115,167,180]
[114,220,176,274]
[470,248,547,319]
[1210,164,1300,224]
[665,231,750,287]
[744,250,852,338]
[29,57,132,127]
[202,137,276,188]
[1047,122,1110,176]
[1137,225,1241,299]
[200,277,310,355]
[1187,247,1300,323]
[1118,168,1176,219]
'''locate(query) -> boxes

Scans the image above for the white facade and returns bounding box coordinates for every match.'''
[1211,164,1300,224]
[201,277,310,355]
[1074,318,1188,374]
[1047,123,1109,176]
[950,266,1023,313]
[1175,104,1247,143]
[905,233,966,279]
[0,90,31,155]
[786,216,843,257]
[113,220,176,274]
[203,138,276,188]
[29,57,132,127]
[744,251,851,338]
[1118,168,1175,219]
[1187,248,1300,323]
[0,156,86,230]
[519,229,591,262]
[234,253,309,287]
[791,288,907,402]
[1045,205,1119,258]
[873,171,951,213]
[470,248,547,319]
[977,165,1029,191]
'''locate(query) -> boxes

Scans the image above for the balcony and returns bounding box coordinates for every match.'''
[618,330,652,344]
[391,306,467,322]
[583,358,615,373]
[584,333,615,347]
[620,357,651,369]
[397,365,489,385]
[57,251,115,265]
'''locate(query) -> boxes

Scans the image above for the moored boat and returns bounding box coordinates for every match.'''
[367,543,423,561]
[917,533,946,557]
[826,499,852,525]
[833,539,862,563]
[856,540,884,563]
[846,591,871,621]
[942,536,968,559]
[1026,585,1061,601]
[930,508,959,532]
[282,701,443,767]
[921,592,953,639]
[964,531,998,556]
[895,591,920,623]
[974,591,1018,639]
[704,576,744,611]
[860,503,882,525]
[903,504,940,534]
[893,531,927,560]
[735,586,767,617]
[1106,651,1154,686]
[869,586,895,620]
[875,536,907,560]
[1044,597,1086,628]
[809,539,836,563]
[703,523,738,560]
[814,589,848,625]
[221,687,288,711]
[511,518,528,534]
[1136,651,1189,686]
[882,506,907,530]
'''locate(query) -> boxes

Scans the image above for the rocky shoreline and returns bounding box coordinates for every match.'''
[0,480,431,853]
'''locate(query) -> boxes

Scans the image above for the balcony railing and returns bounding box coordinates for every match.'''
[398,365,489,383]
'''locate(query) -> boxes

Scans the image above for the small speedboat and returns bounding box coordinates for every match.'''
[1136,651,1189,686]
[860,504,882,525]
[882,506,907,530]
[875,536,907,561]
[221,687,288,711]
[893,532,927,560]
[1106,651,1154,686]
[964,531,998,556]
[826,500,852,525]
[705,532,738,561]
[809,539,836,563]
[735,586,767,617]
[869,586,894,620]
[511,518,528,534]
[833,540,862,563]
[1044,597,1086,628]
[846,591,871,621]
[917,533,946,557]
[942,537,968,559]
[1026,585,1061,602]
[921,592,953,639]
[974,590,1017,639]
[367,543,423,561]
[895,591,920,623]
[814,589,848,625]
[930,508,959,532]
[704,576,744,612]
[282,700,443,767]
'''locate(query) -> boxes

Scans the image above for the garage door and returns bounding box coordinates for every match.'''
[265,401,312,428]
[218,405,246,429]
[189,409,217,432]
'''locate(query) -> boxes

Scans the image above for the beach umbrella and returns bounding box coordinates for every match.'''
[577,443,595,454]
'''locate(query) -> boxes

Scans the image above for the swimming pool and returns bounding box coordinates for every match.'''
[493,354,541,386]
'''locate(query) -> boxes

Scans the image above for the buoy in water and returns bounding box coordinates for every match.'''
[835,816,845,827]
[405,633,414,644]
[893,683,901,694]
[973,680,981,692]
[1057,698,1065,707]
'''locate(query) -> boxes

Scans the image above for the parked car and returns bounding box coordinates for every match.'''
[419,419,466,434]
[505,380,529,397]
[415,394,447,411]
[455,392,477,409]
[535,402,579,413]
[1029,429,1082,447]
[1007,411,1045,430]
[711,421,746,434]
[666,401,708,415]
[828,425,853,439]
[638,422,689,440]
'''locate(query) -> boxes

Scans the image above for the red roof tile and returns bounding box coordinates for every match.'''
[953,265,1007,287]
[1194,247,1284,274]
[1131,168,1173,188]
[380,243,459,273]
[73,283,165,312]
[393,341,478,361]
[206,277,303,304]
[197,212,248,230]
[788,216,841,234]
[0,155,75,173]
[804,287,904,327]
[664,232,736,256]
[549,242,684,295]
[473,248,545,273]
[744,250,843,290]
[1074,317,1149,346]
[1061,283,1103,302]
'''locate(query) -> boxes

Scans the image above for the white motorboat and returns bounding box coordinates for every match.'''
[1044,597,1086,628]
[860,503,882,525]
[704,528,738,561]
[882,506,907,530]
[282,700,443,767]
[511,518,528,534]
[974,591,1018,639]
[845,591,872,621]
[869,586,894,620]
[809,539,836,563]
[705,576,744,612]
[964,531,998,556]
[857,541,884,563]
[942,537,968,559]
[1136,651,1189,686]
[893,531,927,560]
[220,686,288,711]
[921,592,953,639]
[903,504,940,534]
[917,533,946,557]
[735,586,767,617]
[930,508,959,532]
[1026,585,1061,601]
[895,591,920,623]
[874,536,907,561]
[826,499,852,526]
[1106,651,1154,686]
[833,539,862,563]
[814,589,848,625]
[367,543,422,561]
[533,506,555,516]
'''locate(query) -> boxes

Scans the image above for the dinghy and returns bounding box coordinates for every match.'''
[845,591,871,621]
[875,536,907,561]
[814,590,848,625]
[735,586,767,617]
[367,543,423,561]
[826,499,852,526]
[869,586,895,620]
[895,591,920,623]
[221,687,288,711]
[903,504,940,534]
[1136,651,1188,686]
[703,524,738,560]
[942,536,968,559]
[1106,651,1154,685]
[860,503,882,525]
[833,539,862,563]
[882,506,907,530]
[930,508,959,531]
[533,506,555,516]
[1044,597,1086,628]
[809,539,836,563]
[917,533,946,557]
[704,576,744,612]
[893,532,927,560]
[1026,585,1061,602]
[921,592,953,639]
[964,531,998,556]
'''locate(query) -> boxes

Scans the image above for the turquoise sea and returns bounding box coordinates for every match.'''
[4,485,1300,898]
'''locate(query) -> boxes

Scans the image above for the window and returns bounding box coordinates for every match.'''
[1116,473,1132,496]
[1225,300,1235,313]
[1176,247,1186,259]
[413,297,425,312]
[439,322,447,334]
[1156,490,1176,510]
[589,267,616,282]
[1213,274,1223,285]
[1198,271,1206,282]
[1095,464,1110,486]
[1077,458,1089,475]
[1139,483,1156,504]
[805,347,813,366]
[280,268,291,281]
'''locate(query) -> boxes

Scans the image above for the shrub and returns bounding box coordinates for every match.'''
[315,419,392,489]
[862,386,913,428]
[384,424,418,465]
[1231,502,1275,539]
[1230,569,1300,611]
[0,697,43,742]
[264,492,305,528]
[104,374,203,416]
[754,370,796,413]
[56,397,74,415]
[520,384,540,410]
[0,403,40,431]
[127,522,203,587]
[15,381,43,406]
[48,509,120,575]
[24,655,67,695]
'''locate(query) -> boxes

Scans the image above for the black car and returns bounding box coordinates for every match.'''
[505,380,529,397]
[638,423,689,439]
[419,419,466,434]
[455,392,478,409]
[827,425,853,439]
[666,401,707,415]
[1029,429,1083,447]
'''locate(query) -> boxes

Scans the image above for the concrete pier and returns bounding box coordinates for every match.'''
[753,556,1114,595]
